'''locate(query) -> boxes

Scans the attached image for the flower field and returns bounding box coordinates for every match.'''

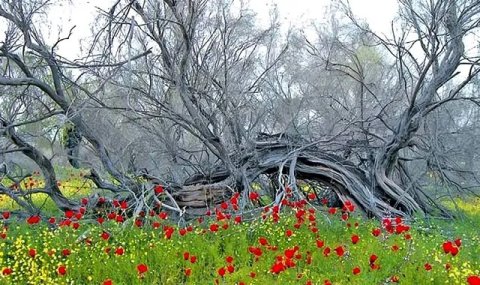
[0,174,479,285]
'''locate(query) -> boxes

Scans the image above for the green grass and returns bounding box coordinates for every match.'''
[0,202,479,285]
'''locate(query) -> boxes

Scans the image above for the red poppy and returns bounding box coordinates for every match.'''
[227,265,234,273]
[57,265,67,276]
[28,248,36,258]
[248,192,259,201]
[27,215,40,225]
[328,208,337,215]
[190,255,197,264]
[343,200,355,212]
[2,268,12,276]
[454,238,462,247]
[218,267,226,277]
[159,212,168,220]
[120,201,128,210]
[72,222,80,230]
[316,239,325,248]
[220,202,229,210]
[372,228,381,237]
[249,272,256,278]
[115,215,124,223]
[334,246,345,257]
[210,224,219,232]
[65,210,74,219]
[234,216,242,224]
[115,247,124,255]
[352,267,361,275]
[270,262,285,274]
[351,235,360,244]
[152,221,161,229]
[185,268,192,277]
[101,231,110,240]
[467,276,480,285]
[183,252,190,260]
[48,217,56,224]
[226,256,234,263]
[107,212,116,220]
[323,247,331,257]
[424,263,432,271]
[285,229,293,237]
[137,264,148,275]
[97,217,104,224]
[369,254,378,264]
[154,185,164,194]
[103,279,113,285]
[2,212,10,219]
[259,237,268,246]
[62,249,71,257]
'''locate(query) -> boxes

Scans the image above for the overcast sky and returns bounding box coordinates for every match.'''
[1,0,399,59]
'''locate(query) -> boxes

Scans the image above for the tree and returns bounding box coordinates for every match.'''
[1,0,480,220]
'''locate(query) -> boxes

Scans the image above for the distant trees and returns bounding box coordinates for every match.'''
[1,0,480,219]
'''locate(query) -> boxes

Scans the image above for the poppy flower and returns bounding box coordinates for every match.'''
[81,198,88,205]
[454,238,462,247]
[185,268,192,277]
[467,276,480,285]
[234,216,242,224]
[120,201,128,210]
[324,280,332,285]
[270,262,285,274]
[178,228,187,236]
[328,208,337,215]
[137,264,148,275]
[115,247,124,255]
[2,212,10,219]
[220,202,229,210]
[101,231,110,240]
[48,217,56,224]
[183,252,190,260]
[28,248,36,258]
[323,247,331,257]
[226,256,234,263]
[97,217,105,224]
[372,228,381,237]
[249,272,256,278]
[343,200,355,212]
[57,265,67,276]
[218,267,226,277]
[442,241,454,254]
[65,210,74,219]
[62,249,71,257]
[189,255,197,264]
[27,215,40,225]
[316,239,325,248]
[248,192,259,201]
[210,224,219,232]
[154,185,164,194]
[351,235,360,244]
[424,263,432,271]
[352,267,361,275]
[285,229,293,237]
[369,254,378,264]
[103,279,113,285]
[334,246,345,257]
[2,268,12,276]
[227,265,234,273]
